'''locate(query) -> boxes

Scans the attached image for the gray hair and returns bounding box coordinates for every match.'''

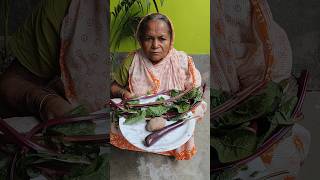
[136,13,173,42]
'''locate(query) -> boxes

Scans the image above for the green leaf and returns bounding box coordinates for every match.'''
[181,87,202,102]
[156,96,165,102]
[211,129,257,163]
[210,89,230,108]
[64,153,109,180]
[172,101,191,113]
[124,110,146,125]
[216,82,282,127]
[278,96,298,124]
[47,121,96,136]
[145,105,170,117]
[170,89,180,97]
[66,105,89,116]
[25,153,92,165]
[126,100,139,105]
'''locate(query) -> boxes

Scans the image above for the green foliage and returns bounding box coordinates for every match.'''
[120,87,203,124]
[180,87,203,102]
[63,153,109,180]
[210,89,230,108]
[170,89,180,97]
[216,82,282,127]
[67,105,90,116]
[110,0,165,52]
[124,110,147,124]
[172,101,191,113]
[156,96,165,102]
[211,81,298,164]
[211,128,258,163]
[146,105,170,117]
[0,118,108,179]
[47,121,96,136]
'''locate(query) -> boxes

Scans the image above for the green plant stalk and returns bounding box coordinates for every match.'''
[111,10,141,51]
[110,0,145,46]
[110,0,165,52]
[111,6,141,51]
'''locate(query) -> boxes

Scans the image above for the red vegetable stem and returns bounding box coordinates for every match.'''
[0,118,53,153]
[211,80,267,119]
[26,113,108,139]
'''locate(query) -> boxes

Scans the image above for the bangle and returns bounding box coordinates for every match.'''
[39,93,59,119]
[119,89,126,99]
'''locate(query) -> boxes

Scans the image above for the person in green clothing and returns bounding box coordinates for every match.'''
[0,0,76,120]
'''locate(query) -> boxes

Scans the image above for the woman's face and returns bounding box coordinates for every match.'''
[140,20,171,64]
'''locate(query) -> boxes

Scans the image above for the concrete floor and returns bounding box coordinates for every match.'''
[298,92,320,180]
[110,88,210,180]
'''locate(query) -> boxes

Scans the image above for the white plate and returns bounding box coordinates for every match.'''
[116,95,196,152]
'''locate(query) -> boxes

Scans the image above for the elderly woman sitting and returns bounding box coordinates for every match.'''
[111,13,206,160]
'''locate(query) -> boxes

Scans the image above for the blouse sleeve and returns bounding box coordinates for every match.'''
[112,54,134,87]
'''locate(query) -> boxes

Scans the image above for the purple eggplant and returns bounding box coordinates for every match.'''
[145,120,186,147]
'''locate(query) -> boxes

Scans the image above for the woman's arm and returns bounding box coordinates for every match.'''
[0,61,75,120]
[111,81,135,99]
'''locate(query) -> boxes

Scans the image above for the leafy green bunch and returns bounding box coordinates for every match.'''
[211,80,298,164]
[110,0,165,51]
[115,87,203,125]
[0,112,109,180]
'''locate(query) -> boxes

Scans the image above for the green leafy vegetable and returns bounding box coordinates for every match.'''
[146,105,170,117]
[170,89,180,97]
[47,122,96,136]
[64,153,109,180]
[172,101,191,113]
[211,129,258,163]
[126,100,139,105]
[118,87,204,125]
[211,81,299,165]
[156,96,165,102]
[124,110,146,125]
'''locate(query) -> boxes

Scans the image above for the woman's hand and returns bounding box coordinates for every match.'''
[40,94,76,120]
[121,90,136,100]
[111,81,135,99]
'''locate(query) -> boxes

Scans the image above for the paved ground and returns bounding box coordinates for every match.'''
[298,92,320,179]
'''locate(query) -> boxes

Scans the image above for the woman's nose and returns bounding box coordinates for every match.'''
[152,39,160,48]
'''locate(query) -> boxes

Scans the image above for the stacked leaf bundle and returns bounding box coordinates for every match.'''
[211,78,299,165]
[0,108,109,180]
[112,87,204,125]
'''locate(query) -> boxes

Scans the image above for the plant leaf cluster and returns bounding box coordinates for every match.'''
[211,80,298,167]
[117,87,203,124]
[0,112,109,179]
